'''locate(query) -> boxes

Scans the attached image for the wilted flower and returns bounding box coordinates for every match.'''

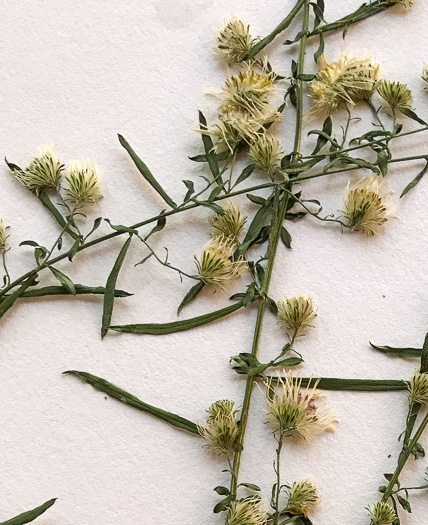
[264,371,336,439]
[13,144,62,195]
[64,161,103,208]
[409,368,428,405]
[286,479,320,515]
[226,497,268,525]
[209,201,247,243]
[367,501,397,525]
[0,220,8,254]
[377,80,413,112]
[198,400,239,452]
[216,16,253,64]
[249,133,282,174]
[342,175,396,236]
[202,109,260,152]
[194,236,247,290]
[309,53,379,115]
[221,62,280,117]
[277,295,317,336]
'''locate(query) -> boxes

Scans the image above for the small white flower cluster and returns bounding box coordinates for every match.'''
[194,201,247,291]
[12,144,102,209]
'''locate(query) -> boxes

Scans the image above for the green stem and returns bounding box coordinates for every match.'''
[229,0,311,499]
[246,0,305,59]
[382,411,428,501]
[273,435,284,525]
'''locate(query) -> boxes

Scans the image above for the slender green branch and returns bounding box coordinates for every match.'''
[273,435,285,525]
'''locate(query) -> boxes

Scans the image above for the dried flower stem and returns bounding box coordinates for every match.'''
[229,0,311,499]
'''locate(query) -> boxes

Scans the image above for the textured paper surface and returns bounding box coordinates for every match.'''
[1,1,428,523]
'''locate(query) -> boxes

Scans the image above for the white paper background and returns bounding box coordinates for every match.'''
[1,1,428,523]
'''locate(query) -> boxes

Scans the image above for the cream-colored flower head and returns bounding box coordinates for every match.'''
[277,295,317,336]
[409,368,428,405]
[377,80,413,112]
[342,175,396,236]
[264,371,336,439]
[309,53,380,115]
[422,63,428,89]
[194,236,246,290]
[249,133,282,174]
[209,201,247,243]
[197,399,239,452]
[0,220,8,255]
[286,479,320,515]
[203,109,260,152]
[64,161,103,208]
[367,501,397,525]
[14,144,62,195]
[221,62,280,116]
[216,16,253,64]
[226,497,268,525]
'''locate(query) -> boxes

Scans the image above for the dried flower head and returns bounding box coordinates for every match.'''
[277,295,317,336]
[221,62,280,117]
[409,368,428,405]
[249,133,282,174]
[392,0,413,7]
[226,497,268,525]
[194,236,247,290]
[64,161,103,208]
[0,220,8,255]
[203,109,260,152]
[377,80,413,112]
[216,16,253,64]
[422,63,428,89]
[198,399,239,452]
[14,144,62,195]
[309,53,379,115]
[286,478,320,515]
[209,201,247,243]
[264,371,336,439]
[342,175,396,236]
[367,501,397,525]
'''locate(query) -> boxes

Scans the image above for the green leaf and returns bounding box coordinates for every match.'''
[314,32,325,63]
[247,194,266,206]
[280,227,292,249]
[400,108,427,126]
[0,277,38,320]
[101,235,133,338]
[64,371,199,435]
[370,342,421,359]
[111,299,245,335]
[213,486,230,496]
[265,376,409,391]
[38,193,79,240]
[234,164,255,187]
[237,198,273,256]
[310,117,332,155]
[213,495,232,514]
[177,280,205,315]
[84,217,103,240]
[68,237,82,261]
[188,151,229,163]
[49,267,76,295]
[196,200,225,215]
[182,180,195,202]
[238,483,261,491]
[144,215,166,241]
[17,285,131,299]
[0,499,56,525]
[400,160,428,198]
[118,134,177,209]
[198,111,221,185]
[104,219,138,235]
[397,495,411,513]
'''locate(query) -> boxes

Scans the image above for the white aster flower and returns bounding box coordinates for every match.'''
[13,144,62,195]
[367,501,397,525]
[216,16,253,64]
[286,478,320,515]
[277,295,317,336]
[64,161,103,208]
[226,496,268,525]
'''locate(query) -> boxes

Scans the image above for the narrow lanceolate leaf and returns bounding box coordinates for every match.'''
[400,108,427,126]
[0,277,38,320]
[118,134,177,209]
[38,193,80,240]
[264,376,409,391]
[237,198,273,256]
[370,342,421,359]
[49,267,76,295]
[111,299,245,335]
[280,227,292,249]
[177,280,205,315]
[17,285,131,299]
[400,160,428,198]
[101,235,133,338]
[64,370,199,435]
[198,111,221,185]
[0,498,56,525]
